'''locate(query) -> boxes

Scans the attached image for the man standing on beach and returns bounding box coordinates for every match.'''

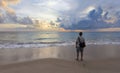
[76,32,86,61]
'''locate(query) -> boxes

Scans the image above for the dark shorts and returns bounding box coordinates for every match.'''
[76,47,84,53]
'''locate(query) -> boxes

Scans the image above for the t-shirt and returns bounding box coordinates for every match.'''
[76,36,85,47]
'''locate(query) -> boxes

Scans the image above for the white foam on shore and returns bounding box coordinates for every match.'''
[0,42,73,49]
[0,41,120,49]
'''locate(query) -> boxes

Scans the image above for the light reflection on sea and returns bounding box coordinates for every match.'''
[0,45,120,65]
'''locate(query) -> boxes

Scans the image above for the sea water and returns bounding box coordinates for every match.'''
[0,31,120,49]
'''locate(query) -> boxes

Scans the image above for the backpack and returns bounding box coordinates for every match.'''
[78,37,86,48]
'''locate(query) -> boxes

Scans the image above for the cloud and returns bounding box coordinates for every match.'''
[52,0,120,30]
[0,10,33,24]
[34,0,71,11]
[0,24,27,28]
[6,0,20,4]
[0,0,33,25]
[0,0,20,6]
[19,17,33,24]
[59,6,120,30]
[1,0,120,30]
[0,0,20,13]
[88,7,103,21]
[0,0,7,8]
[82,6,95,15]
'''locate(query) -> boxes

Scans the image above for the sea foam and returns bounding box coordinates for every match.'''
[0,41,120,49]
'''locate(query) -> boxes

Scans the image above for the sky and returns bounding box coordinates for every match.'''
[0,0,120,31]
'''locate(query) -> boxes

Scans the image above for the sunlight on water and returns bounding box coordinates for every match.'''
[35,32,60,42]
[0,31,120,49]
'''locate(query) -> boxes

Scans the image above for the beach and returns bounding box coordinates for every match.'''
[0,45,120,73]
[0,58,120,73]
[0,0,120,72]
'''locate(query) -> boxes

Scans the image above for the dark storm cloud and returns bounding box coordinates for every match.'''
[0,12,33,24]
[88,7,103,21]
[59,6,120,30]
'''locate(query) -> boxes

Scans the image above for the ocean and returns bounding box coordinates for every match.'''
[0,31,120,49]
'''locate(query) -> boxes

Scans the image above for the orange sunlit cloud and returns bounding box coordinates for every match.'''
[0,0,20,13]
[0,24,27,28]
[96,28,120,32]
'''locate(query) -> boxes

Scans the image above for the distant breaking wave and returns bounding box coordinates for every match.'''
[0,42,74,49]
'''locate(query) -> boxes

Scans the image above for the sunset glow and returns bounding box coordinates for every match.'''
[0,0,120,31]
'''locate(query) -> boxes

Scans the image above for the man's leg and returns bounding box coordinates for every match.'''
[76,48,79,61]
[80,48,84,61]
[80,51,83,61]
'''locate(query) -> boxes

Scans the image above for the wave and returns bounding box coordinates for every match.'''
[87,41,120,45]
[0,41,120,49]
[0,42,74,49]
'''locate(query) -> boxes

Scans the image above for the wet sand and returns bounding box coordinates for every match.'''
[0,45,120,65]
[0,45,120,73]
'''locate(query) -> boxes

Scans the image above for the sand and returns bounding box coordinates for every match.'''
[0,45,120,73]
[0,58,120,73]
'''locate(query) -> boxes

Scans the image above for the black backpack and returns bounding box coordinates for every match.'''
[78,37,86,48]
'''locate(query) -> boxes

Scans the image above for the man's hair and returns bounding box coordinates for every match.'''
[79,32,83,36]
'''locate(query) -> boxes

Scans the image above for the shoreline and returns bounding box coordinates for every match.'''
[0,44,120,65]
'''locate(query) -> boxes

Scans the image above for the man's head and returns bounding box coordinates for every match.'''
[79,32,83,36]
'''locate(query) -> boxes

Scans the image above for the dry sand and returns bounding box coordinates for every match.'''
[0,58,120,73]
[0,45,120,73]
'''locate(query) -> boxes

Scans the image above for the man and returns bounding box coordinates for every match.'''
[76,32,86,61]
